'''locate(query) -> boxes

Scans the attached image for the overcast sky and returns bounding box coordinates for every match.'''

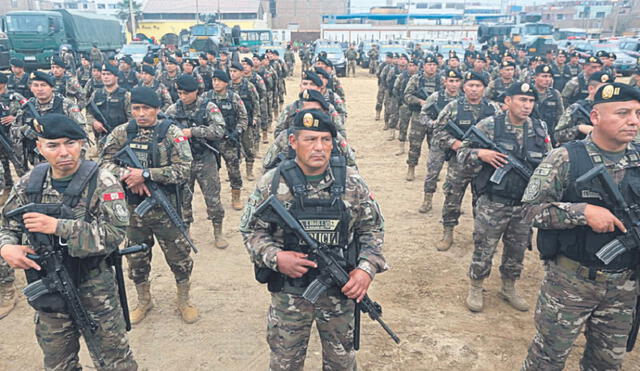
[348,0,553,13]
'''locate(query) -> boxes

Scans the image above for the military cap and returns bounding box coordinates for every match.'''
[410,58,421,66]
[535,64,553,74]
[273,50,280,56]
[594,82,640,105]
[386,52,394,58]
[182,59,197,67]
[51,55,66,69]
[166,56,179,65]
[464,71,487,86]
[230,61,244,71]
[529,56,545,64]
[302,70,323,87]
[502,51,512,58]
[610,52,617,60]
[108,55,116,61]
[101,63,119,75]
[141,65,156,76]
[253,53,264,61]
[293,108,336,138]
[435,52,443,58]
[398,53,410,61]
[207,50,217,57]
[220,50,229,55]
[505,81,537,99]
[317,56,333,68]
[500,60,516,69]
[120,55,134,66]
[213,69,230,83]
[199,52,207,59]
[33,113,87,140]
[595,50,609,58]
[299,89,330,111]
[10,58,25,68]
[80,53,89,60]
[92,62,102,70]
[0,74,7,84]
[444,69,462,79]
[586,55,603,65]
[569,52,579,58]
[424,55,437,64]
[142,55,155,64]
[242,57,254,67]
[557,50,568,57]
[589,71,615,83]
[448,54,460,61]
[30,71,55,87]
[174,50,183,57]
[176,74,199,92]
[131,86,161,108]
[313,67,332,82]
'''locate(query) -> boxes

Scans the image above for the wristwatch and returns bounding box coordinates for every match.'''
[142,169,151,180]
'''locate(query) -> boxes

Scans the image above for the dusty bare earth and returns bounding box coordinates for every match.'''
[1,64,639,371]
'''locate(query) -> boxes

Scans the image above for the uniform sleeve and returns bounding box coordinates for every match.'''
[0,182,27,249]
[85,91,98,126]
[554,105,581,145]
[403,75,422,107]
[249,83,261,124]
[431,101,457,151]
[457,117,493,172]
[149,125,193,184]
[65,100,88,132]
[99,124,129,179]
[234,94,249,132]
[68,77,87,109]
[192,102,225,140]
[273,105,291,138]
[561,78,577,103]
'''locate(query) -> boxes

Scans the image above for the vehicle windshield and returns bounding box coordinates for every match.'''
[523,24,553,36]
[316,47,343,54]
[121,44,149,54]
[6,15,49,33]
[242,31,272,42]
[191,25,220,36]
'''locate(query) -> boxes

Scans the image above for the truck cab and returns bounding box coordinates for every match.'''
[6,11,65,69]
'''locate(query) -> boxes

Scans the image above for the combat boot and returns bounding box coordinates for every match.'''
[436,226,454,251]
[498,278,529,312]
[387,129,396,141]
[383,120,390,130]
[177,281,199,324]
[231,189,243,210]
[130,282,153,324]
[246,161,255,181]
[0,283,16,319]
[213,222,229,249]
[466,279,484,312]
[406,166,415,181]
[375,111,381,121]
[418,193,434,213]
[262,130,269,144]
[394,141,406,156]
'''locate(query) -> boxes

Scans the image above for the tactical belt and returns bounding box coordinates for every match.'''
[553,255,633,283]
[486,194,522,206]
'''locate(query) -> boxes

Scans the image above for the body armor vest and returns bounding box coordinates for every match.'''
[233,79,254,124]
[77,67,91,86]
[552,64,572,91]
[210,91,237,133]
[571,99,593,140]
[387,66,399,91]
[533,90,562,131]
[8,73,31,98]
[455,98,496,132]
[93,87,128,129]
[490,79,514,102]
[119,70,138,91]
[537,141,640,270]
[173,101,210,159]
[567,74,589,105]
[53,75,67,97]
[409,74,440,112]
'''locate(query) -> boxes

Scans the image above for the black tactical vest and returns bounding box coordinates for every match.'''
[455,98,496,132]
[570,99,593,140]
[93,87,128,129]
[473,114,547,202]
[77,66,91,86]
[53,75,67,97]
[552,64,572,91]
[232,79,254,124]
[119,70,138,91]
[536,141,640,270]
[173,101,210,159]
[567,73,589,105]
[409,73,440,112]
[25,96,65,125]
[387,65,399,91]
[533,89,562,132]
[210,91,237,133]
[8,73,31,98]
[489,79,514,102]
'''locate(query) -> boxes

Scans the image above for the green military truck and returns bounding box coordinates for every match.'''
[5,9,123,69]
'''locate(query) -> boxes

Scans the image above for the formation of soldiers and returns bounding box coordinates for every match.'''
[0,37,639,371]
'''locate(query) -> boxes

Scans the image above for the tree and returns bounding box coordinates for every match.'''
[116,0,143,35]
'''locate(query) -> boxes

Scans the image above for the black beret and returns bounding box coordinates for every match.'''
[92,62,102,70]
[302,71,323,87]
[108,55,116,61]
[596,50,609,58]
[448,54,460,61]
[464,71,487,86]
[166,57,178,65]
[10,58,24,68]
[313,67,331,81]
[33,113,87,140]
[213,69,230,83]
[386,52,394,58]
[273,50,280,56]
[102,63,119,75]
[557,50,568,56]
[589,71,615,83]
[131,86,161,108]
[51,56,66,69]
[207,50,217,57]
[182,59,196,67]
[586,56,603,65]
[530,56,545,64]
[317,56,333,68]
[230,61,244,71]
[435,52,443,58]
[0,74,7,84]
[299,89,330,111]
[444,69,462,79]
[30,71,55,87]
[253,53,263,61]
[610,52,617,60]
[410,58,421,66]
[535,64,553,74]
[594,82,640,105]
[500,60,516,69]
[174,50,183,57]
[141,65,156,76]
[143,55,155,64]
[80,53,89,60]
[505,82,537,100]
[399,53,409,61]
[242,57,254,67]
[120,55,134,66]
[176,74,198,92]
[424,55,437,64]
[293,109,336,138]
[220,50,229,55]
[199,52,207,59]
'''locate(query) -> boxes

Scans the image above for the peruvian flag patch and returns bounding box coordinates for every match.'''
[103,192,125,201]
[174,136,188,143]
[211,107,220,113]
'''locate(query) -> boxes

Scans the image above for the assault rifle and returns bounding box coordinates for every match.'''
[107,243,149,330]
[254,195,401,348]
[115,146,199,254]
[444,119,467,140]
[575,164,640,351]
[224,129,248,159]
[87,100,115,144]
[466,125,533,184]
[0,126,28,176]
[167,113,222,168]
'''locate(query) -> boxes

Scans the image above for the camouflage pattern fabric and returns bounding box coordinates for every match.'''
[262,131,356,171]
[137,80,173,111]
[406,112,429,166]
[53,73,86,109]
[554,100,592,146]
[219,140,243,190]
[273,100,345,139]
[422,145,449,194]
[560,74,587,106]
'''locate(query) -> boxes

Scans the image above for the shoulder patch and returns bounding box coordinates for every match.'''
[103,192,125,201]
[174,136,188,143]
[210,106,220,113]
[533,163,553,176]
[71,108,80,112]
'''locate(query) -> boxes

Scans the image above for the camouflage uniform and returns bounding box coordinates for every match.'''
[247,71,268,145]
[166,96,226,225]
[256,65,276,129]
[7,72,32,99]
[85,86,132,148]
[136,80,173,111]
[330,71,346,101]
[324,89,347,127]
[0,163,137,370]
[384,65,403,130]
[230,79,262,166]
[240,163,387,371]
[345,49,358,77]
[0,91,25,188]
[629,74,639,88]
[375,61,389,114]
[554,99,592,146]
[61,51,76,71]
[393,70,416,142]
[158,71,180,104]
[274,100,345,139]
[484,78,516,103]
[432,97,500,227]
[531,87,564,144]
[117,70,138,92]
[521,137,639,370]
[83,77,104,101]
[284,50,296,77]
[101,120,194,285]
[368,48,379,74]
[195,63,214,92]
[181,71,205,93]
[76,65,92,87]
[89,47,104,65]
[561,73,589,106]
[52,73,86,109]
[404,73,441,158]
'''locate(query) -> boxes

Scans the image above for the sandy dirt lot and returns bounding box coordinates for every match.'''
[1,64,639,371]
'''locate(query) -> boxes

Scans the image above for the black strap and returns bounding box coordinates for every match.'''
[25,163,51,203]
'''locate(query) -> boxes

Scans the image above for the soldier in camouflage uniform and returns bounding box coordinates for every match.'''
[76,54,92,88]
[284,45,296,77]
[391,57,419,154]
[374,53,393,121]
[195,53,214,92]
[384,54,407,136]
[417,70,462,213]
[181,59,205,93]
[485,60,518,104]
[0,73,25,198]
[629,65,640,88]
[166,75,229,249]
[7,58,32,99]
[368,44,379,75]
[204,70,248,211]
[521,82,640,371]
[457,82,552,313]
[551,50,573,92]
[60,46,76,71]
[0,157,11,320]
[83,63,104,101]
[314,67,348,127]
[242,57,268,150]
[90,44,104,65]
[403,55,442,177]
[345,44,358,77]
[158,57,181,104]
[555,71,613,146]
[117,56,139,92]
[561,56,603,106]
[315,56,345,101]
[431,71,500,251]
[254,54,276,139]
[101,87,198,325]
[240,109,387,371]
[50,56,86,109]
[520,56,545,86]
[137,65,173,111]
[0,114,137,369]
[531,64,564,146]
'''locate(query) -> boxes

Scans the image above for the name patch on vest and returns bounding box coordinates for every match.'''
[580,190,602,200]
[130,143,149,150]
[300,219,340,245]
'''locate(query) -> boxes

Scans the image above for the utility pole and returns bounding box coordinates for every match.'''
[611,0,619,36]
[129,0,137,37]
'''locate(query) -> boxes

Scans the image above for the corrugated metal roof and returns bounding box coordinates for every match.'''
[143,0,260,14]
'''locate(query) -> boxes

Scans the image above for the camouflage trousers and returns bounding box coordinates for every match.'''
[242,124,259,164]
[302,62,311,72]
[369,60,378,75]
[397,105,412,142]
[1,157,12,188]
[286,62,294,76]
[385,95,400,130]
[347,61,356,76]
[375,85,385,113]
[423,146,449,194]
[441,158,476,227]
[264,92,274,129]
[407,112,431,166]
[267,291,356,371]
[260,98,270,132]
[522,259,638,371]
[219,140,243,190]
[0,256,15,284]
[35,269,137,370]
[468,195,531,281]
[126,210,194,285]
[182,153,224,225]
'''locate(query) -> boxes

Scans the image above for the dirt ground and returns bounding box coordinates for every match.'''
[1,64,639,371]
